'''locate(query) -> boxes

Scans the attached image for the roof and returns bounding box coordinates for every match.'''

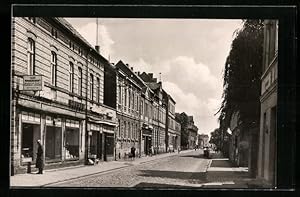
[53,18,110,64]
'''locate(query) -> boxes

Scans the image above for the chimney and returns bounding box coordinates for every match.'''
[126,63,129,67]
[149,73,153,79]
[138,71,140,75]
[95,45,100,53]
[131,67,134,71]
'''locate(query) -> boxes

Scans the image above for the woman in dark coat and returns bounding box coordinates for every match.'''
[36,140,44,174]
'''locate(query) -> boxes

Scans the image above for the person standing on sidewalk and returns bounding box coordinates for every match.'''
[36,140,44,174]
[131,146,136,160]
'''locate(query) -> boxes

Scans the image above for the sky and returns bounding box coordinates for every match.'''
[65,18,243,136]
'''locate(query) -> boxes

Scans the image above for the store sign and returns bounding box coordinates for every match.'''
[23,75,43,91]
[68,100,85,110]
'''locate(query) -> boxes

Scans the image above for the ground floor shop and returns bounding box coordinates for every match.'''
[11,108,85,175]
[11,99,117,175]
[88,122,116,162]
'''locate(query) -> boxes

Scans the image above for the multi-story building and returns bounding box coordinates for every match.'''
[11,17,117,175]
[187,116,198,149]
[115,61,144,159]
[163,91,180,152]
[257,20,278,186]
[138,72,167,154]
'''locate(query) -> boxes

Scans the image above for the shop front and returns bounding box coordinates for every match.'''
[142,124,153,156]
[89,123,103,161]
[20,112,41,167]
[88,121,116,162]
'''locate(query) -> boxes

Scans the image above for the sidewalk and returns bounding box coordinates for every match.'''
[202,152,270,188]
[10,149,193,187]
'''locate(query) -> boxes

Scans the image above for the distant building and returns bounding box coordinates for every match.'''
[257,20,278,186]
[175,112,198,150]
[198,134,209,148]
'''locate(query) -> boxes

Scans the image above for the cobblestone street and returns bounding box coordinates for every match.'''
[45,150,210,187]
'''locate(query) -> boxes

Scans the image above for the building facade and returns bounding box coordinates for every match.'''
[115,61,144,159]
[187,116,198,149]
[257,20,278,186]
[11,17,116,175]
[198,134,209,148]
[138,72,167,154]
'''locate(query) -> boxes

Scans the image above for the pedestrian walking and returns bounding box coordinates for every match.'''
[150,146,154,157]
[131,146,136,160]
[36,139,44,174]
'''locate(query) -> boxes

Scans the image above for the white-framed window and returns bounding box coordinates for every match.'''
[27,38,35,75]
[89,73,94,100]
[50,51,57,86]
[69,62,74,93]
[78,66,82,96]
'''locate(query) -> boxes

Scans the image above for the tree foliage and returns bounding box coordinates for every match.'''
[175,113,189,148]
[217,20,264,134]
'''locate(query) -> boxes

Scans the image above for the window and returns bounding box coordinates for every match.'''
[96,77,100,103]
[69,62,74,93]
[90,73,94,100]
[27,38,35,75]
[51,27,57,38]
[124,87,127,107]
[28,17,35,23]
[50,52,57,86]
[275,21,278,53]
[78,67,82,96]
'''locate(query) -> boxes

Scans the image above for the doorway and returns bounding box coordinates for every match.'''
[90,131,102,160]
[269,106,277,186]
[21,123,40,164]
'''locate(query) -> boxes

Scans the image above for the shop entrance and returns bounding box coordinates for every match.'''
[21,123,40,164]
[104,133,114,161]
[90,131,102,160]
[143,136,152,155]
[45,126,62,161]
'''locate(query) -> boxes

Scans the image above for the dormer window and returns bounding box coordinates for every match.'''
[51,27,57,38]
[28,17,35,23]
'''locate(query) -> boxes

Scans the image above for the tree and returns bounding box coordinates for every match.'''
[175,113,189,148]
[217,20,264,135]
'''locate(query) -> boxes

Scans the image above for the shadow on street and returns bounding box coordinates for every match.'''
[137,170,207,181]
[133,182,196,188]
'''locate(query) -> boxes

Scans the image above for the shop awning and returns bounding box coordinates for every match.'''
[88,118,117,127]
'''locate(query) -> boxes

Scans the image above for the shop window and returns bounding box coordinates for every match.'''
[65,127,79,160]
[21,123,40,164]
[45,126,62,161]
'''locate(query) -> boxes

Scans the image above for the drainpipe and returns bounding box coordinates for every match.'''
[84,48,92,164]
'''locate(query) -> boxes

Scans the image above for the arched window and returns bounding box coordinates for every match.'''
[69,62,74,93]
[78,66,83,96]
[27,38,35,75]
[50,51,57,86]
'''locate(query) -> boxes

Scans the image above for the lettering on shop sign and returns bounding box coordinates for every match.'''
[68,100,85,110]
[23,75,43,91]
